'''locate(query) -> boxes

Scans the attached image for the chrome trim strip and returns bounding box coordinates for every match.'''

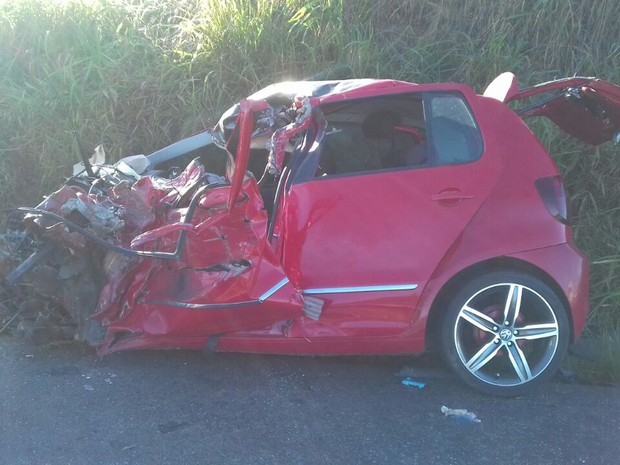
[302,284,418,295]
[258,278,290,302]
[139,299,259,310]
[140,277,290,309]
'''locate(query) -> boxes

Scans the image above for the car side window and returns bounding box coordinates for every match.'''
[311,92,483,179]
[428,94,483,165]
[315,96,428,177]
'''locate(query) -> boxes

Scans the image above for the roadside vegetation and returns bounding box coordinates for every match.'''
[1,0,618,380]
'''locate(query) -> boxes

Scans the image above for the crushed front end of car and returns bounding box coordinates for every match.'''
[0,92,313,353]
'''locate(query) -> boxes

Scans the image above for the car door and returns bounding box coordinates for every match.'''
[274,91,498,336]
[102,102,305,343]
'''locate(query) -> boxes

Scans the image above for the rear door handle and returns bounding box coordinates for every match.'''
[431,189,474,205]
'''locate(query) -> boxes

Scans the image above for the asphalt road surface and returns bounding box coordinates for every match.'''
[1,336,618,465]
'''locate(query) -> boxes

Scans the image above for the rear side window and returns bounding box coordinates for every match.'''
[428,94,483,165]
[313,95,428,178]
[304,91,483,181]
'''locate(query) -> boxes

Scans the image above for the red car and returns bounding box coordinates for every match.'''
[2,73,619,395]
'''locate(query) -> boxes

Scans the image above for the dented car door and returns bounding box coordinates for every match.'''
[95,101,304,352]
[273,90,496,338]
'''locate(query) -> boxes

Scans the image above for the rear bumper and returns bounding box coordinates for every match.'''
[509,242,590,340]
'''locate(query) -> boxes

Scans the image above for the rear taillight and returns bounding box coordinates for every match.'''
[535,176,569,224]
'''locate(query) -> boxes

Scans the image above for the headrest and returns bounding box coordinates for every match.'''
[361,111,401,138]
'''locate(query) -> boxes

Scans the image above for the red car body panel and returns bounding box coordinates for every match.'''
[210,93,592,356]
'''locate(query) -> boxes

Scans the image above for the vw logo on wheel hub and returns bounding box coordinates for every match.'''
[499,328,513,341]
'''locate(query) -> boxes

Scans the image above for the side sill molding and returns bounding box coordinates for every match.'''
[258,278,290,302]
[302,284,418,295]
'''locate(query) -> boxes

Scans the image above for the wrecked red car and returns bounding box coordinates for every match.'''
[1,72,619,395]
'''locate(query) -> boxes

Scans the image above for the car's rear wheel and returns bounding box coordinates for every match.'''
[441,270,569,396]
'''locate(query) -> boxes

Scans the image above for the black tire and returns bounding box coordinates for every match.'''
[440,270,570,396]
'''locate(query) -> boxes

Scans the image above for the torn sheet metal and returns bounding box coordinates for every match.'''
[302,295,324,320]
[0,86,322,352]
[267,96,314,174]
[1,153,303,352]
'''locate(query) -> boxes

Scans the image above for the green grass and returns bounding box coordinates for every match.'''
[0,0,619,379]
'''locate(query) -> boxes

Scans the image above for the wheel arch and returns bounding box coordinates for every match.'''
[424,256,574,352]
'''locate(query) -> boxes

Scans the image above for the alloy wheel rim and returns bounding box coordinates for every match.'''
[454,282,560,387]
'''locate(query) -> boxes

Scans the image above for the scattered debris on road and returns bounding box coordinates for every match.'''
[440,405,481,423]
[401,377,426,389]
